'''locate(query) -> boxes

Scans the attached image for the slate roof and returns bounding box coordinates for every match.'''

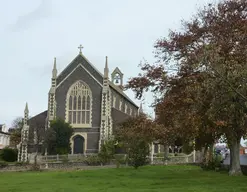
[56,54,138,108]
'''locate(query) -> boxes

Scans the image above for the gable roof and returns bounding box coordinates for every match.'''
[112,67,123,76]
[56,53,139,108]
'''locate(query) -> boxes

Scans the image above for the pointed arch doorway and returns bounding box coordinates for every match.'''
[73,135,85,154]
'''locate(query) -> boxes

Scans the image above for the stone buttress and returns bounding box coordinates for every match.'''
[18,103,29,162]
[99,56,113,149]
[46,58,57,129]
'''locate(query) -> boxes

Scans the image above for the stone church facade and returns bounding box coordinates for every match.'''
[19,46,139,160]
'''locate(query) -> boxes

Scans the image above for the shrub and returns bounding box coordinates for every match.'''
[98,140,116,165]
[128,140,150,169]
[113,154,127,168]
[29,163,41,171]
[0,147,18,162]
[61,156,69,164]
[201,154,222,171]
[15,162,29,166]
[84,155,102,166]
[0,161,8,168]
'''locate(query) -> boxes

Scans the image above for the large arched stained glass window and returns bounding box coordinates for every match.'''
[66,81,92,127]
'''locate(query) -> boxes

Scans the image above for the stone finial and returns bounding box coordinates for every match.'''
[139,102,143,114]
[24,102,29,114]
[52,57,57,78]
[24,102,29,126]
[104,56,109,78]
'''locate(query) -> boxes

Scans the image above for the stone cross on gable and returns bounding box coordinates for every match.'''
[78,44,84,54]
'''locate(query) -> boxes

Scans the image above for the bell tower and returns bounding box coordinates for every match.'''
[111,67,124,90]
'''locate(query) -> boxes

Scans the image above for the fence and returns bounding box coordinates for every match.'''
[36,151,202,165]
[38,154,87,163]
[152,153,194,165]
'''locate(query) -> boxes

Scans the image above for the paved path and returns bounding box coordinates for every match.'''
[223,154,247,165]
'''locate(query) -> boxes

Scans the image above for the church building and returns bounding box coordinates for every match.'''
[19,45,139,160]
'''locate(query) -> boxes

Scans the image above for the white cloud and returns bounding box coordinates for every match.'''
[0,0,214,127]
[9,0,52,32]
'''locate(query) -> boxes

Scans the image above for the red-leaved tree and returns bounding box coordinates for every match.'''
[126,0,247,175]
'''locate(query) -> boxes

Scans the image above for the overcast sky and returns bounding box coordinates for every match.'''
[1,0,215,127]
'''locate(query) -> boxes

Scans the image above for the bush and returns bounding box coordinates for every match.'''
[84,155,102,166]
[113,154,127,168]
[98,140,115,165]
[182,142,194,155]
[61,156,69,164]
[0,147,18,162]
[29,163,41,171]
[15,162,29,166]
[201,154,222,171]
[0,161,8,168]
[128,140,150,169]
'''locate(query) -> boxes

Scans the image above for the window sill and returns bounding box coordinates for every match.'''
[71,124,91,128]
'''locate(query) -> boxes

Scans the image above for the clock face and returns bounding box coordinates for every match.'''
[113,73,121,85]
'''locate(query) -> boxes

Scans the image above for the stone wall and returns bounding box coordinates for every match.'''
[0,162,116,172]
[0,164,32,172]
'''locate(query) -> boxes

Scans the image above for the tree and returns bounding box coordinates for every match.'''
[44,118,74,155]
[126,0,247,176]
[115,113,156,169]
[9,117,23,148]
[0,147,18,162]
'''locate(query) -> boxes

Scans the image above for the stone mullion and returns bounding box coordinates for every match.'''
[85,95,88,124]
[71,96,74,124]
[76,95,78,124]
[80,95,83,124]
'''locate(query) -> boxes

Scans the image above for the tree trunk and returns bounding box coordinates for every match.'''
[229,139,242,176]
[202,146,208,164]
[163,145,169,165]
[207,145,213,163]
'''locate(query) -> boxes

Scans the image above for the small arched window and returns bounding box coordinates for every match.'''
[66,81,92,127]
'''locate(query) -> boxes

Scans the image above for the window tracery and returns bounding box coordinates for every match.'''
[66,81,92,127]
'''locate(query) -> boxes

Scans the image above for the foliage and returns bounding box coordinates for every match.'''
[0,147,18,162]
[9,129,22,148]
[0,161,8,169]
[126,0,247,176]
[9,117,23,148]
[98,139,116,165]
[128,140,150,169]
[182,142,194,155]
[84,155,102,166]
[115,113,155,169]
[11,117,24,129]
[15,161,29,166]
[29,163,41,172]
[44,118,74,155]
[201,154,223,171]
[116,113,156,144]
[113,154,127,168]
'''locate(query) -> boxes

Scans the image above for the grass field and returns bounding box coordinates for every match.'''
[0,165,246,192]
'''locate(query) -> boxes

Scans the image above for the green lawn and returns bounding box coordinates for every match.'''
[0,165,246,192]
